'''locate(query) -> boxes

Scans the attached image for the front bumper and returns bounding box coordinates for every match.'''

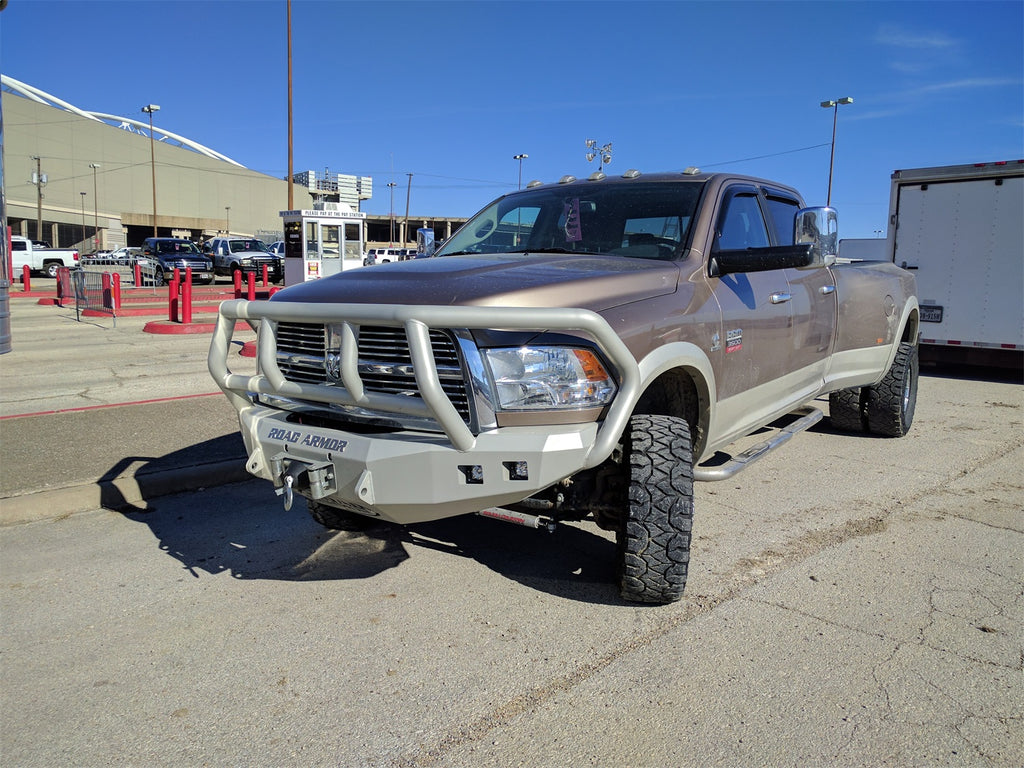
[208,299,643,522]
[238,404,598,523]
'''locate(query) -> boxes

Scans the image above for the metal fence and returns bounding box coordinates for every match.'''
[72,269,117,325]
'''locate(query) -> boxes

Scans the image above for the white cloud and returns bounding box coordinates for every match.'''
[914,77,1022,94]
[875,24,959,49]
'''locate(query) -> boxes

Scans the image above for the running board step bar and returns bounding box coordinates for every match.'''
[694,407,823,482]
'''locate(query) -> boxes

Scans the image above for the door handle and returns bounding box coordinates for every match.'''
[770,292,792,304]
[819,285,836,295]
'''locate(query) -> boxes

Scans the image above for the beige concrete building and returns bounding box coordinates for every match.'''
[2,86,466,252]
[4,91,307,250]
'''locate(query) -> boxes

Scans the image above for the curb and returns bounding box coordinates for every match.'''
[0,458,254,526]
[143,319,252,334]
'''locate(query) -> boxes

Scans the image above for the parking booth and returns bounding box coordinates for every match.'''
[280,204,366,286]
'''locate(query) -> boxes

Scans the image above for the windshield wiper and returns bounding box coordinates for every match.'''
[507,247,582,255]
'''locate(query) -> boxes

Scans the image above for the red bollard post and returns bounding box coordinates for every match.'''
[102,272,113,312]
[21,265,31,293]
[182,275,193,324]
[262,263,268,287]
[134,262,142,287]
[169,278,180,322]
[174,267,181,285]
[233,269,242,299]
[112,273,122,311]
[247,271,256,301]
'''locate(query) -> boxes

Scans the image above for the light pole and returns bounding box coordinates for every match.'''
[79,191,87,250]
[142,104,160,237]
[225,206,231,236]
[585,139,612,173]
[820,96,853,206]
[513,153,528,189]
[89,163,100,251]
[387,182,397,246]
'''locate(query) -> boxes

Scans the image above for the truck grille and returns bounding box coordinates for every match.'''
[274,322,471,422]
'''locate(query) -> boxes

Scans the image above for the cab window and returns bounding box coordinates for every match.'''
[716,191,770,250]
[763,194,801,246]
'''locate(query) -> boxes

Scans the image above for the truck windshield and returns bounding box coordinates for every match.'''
[229,239,269,253]
[436,181,703,260]
[158,241,200,254]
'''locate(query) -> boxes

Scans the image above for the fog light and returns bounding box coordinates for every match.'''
[458,465,484,484]
[504,461,529,481]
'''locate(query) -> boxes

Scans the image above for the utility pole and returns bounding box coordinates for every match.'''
[79,192,87,248]
[30,156,45,241]
[404,173,413,246]
[89,163,101,251]
[387,182,397,246]
[286,0,294,210]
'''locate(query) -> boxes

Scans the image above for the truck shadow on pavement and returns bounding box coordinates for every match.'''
[120,479,624,605]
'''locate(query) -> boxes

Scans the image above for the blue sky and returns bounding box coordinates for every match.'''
[2,0,1022,238]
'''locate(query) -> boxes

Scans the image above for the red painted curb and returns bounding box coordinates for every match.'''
[240,341,257,357]
[142,319,252,334]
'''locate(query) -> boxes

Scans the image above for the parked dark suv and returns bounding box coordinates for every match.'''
[140,238,215,285]
[203,237,283,283]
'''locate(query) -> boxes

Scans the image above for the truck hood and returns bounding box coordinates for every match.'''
[272,253,679,312]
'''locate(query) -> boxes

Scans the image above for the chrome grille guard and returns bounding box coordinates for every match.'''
[208,299,641,466]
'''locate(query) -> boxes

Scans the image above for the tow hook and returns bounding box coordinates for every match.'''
[478,507,557,532]
[276,461,308,512]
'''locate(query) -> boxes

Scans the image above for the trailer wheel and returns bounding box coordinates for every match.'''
[864,342,918,437]
[44,261,61,279]
[828,387,865,432]
[307,500,379,531]
[617,414,694,604]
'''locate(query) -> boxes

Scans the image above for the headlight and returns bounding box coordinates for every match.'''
[483,346,617,410]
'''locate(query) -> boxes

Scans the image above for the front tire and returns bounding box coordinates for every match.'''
[617,414,695,604]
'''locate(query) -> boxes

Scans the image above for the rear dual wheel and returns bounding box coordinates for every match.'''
[829,342,918,437]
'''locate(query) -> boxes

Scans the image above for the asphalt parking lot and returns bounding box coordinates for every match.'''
[1,287,1021,767]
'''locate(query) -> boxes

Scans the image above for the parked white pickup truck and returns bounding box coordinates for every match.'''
[9,236,80,278]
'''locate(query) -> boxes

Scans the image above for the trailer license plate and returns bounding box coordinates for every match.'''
[921,305,943,323]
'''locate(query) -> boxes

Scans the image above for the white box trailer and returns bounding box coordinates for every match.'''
[886,160,1023,367]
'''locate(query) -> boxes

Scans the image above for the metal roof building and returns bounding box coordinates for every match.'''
[2,77,352,250]
[1,77,467,253]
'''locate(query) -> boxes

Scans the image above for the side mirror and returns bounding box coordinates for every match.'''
[794,207,838,268]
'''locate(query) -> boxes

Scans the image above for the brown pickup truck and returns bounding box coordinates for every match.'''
[209,170,919,603]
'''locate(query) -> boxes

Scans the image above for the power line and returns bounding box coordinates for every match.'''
[697,142,831,169]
